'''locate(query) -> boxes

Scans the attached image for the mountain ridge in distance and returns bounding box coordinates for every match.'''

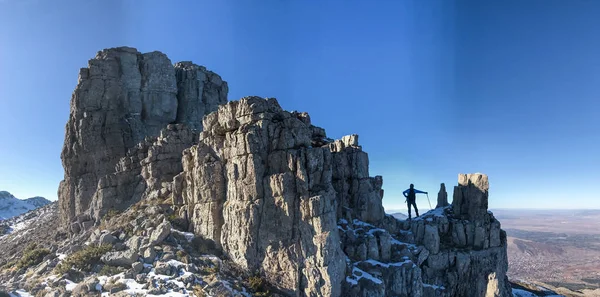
[0,191,51,220]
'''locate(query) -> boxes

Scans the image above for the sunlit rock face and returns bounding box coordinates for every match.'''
[57,46,511,297]
[174,97,384,296]
[58,47,227,227]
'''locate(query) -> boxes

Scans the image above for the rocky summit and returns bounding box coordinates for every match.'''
[58,47,228,227]
[0,47,513,297]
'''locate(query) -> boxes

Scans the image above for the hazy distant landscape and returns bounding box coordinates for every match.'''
[493,209,600,294]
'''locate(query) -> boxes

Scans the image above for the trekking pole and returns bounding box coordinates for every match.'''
[426,193,432,209]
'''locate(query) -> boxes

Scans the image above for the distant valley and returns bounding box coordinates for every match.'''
[493,209,600,296]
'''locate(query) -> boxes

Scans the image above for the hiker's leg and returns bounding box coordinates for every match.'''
[413,201,419,217]
[407,201,412,219]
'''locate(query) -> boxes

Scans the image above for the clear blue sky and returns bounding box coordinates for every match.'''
[1,0,599,210]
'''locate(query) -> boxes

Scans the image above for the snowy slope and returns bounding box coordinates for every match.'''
[0,201,56,240]
[0,191,51,220]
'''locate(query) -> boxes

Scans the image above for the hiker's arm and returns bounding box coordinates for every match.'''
[402,189,408,197]
[414,189,428,194]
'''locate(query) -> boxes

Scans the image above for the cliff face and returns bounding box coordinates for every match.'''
[58,47,227,226]
[55,47,511,297]
[171,97,510,296]
[171,97,386,296]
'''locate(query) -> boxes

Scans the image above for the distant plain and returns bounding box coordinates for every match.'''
[493,209,600,294]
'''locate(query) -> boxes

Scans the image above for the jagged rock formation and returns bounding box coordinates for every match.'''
[169,97,509,296]
[173,97,384,296]
[44,47,513,297]
[58,47,227,226]
[436,183,449,208]
[410,174,510,297]
[339,173,511,297]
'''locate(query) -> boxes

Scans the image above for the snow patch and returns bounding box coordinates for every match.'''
[352,219,375,228]
[362,259,413,268]
[423,283,446,290]
[347,266,383,285]
[171,229,195,242]
[9,290,33,297]
[366,228,386,235]
[65,279,78,291]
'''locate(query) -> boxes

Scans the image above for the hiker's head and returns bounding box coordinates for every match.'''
[410,184,414,189]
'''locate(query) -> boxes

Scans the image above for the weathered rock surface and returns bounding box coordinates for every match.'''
[436,183,449,208]
[341,173,511,297]
[453,173,490,222]
[59,47,227,226]
[88,124,199,222]
[176,97,365,296]
[329,134,385,224]
[101,249,139,267]
[150,220,171,245]
[45,47,513,297]
[98,233,117,246]
[167,97,509,296]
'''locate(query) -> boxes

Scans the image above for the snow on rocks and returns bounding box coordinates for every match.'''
[339,218,423,296]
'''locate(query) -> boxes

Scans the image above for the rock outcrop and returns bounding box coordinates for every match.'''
[436,183,449,208]
[173,97,384,296]
[340,173,511,297]
[170,97,509,296]
[88,124,199,223]
[51,47,512,297]
[58,47,227,226]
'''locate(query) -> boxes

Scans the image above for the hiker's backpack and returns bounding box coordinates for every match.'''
[407,188,416,202]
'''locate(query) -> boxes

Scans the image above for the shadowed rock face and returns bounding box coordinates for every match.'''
[87,123,200,223]
[436,183,449,208]
[58,47,227,226]
[341,173,511,297]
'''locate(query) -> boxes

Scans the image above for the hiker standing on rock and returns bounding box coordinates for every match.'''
[403,184,427,219]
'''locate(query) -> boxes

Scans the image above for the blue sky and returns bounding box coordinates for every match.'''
[1,0,599,210]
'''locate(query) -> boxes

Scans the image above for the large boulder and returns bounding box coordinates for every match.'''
[101,250,139,267]
[150,221,172,245]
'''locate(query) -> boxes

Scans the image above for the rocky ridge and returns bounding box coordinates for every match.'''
[0,191,51,220]
[336,174,511,297]
[0,47,515,297]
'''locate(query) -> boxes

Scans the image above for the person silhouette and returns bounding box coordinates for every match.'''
[403,183,427,219]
